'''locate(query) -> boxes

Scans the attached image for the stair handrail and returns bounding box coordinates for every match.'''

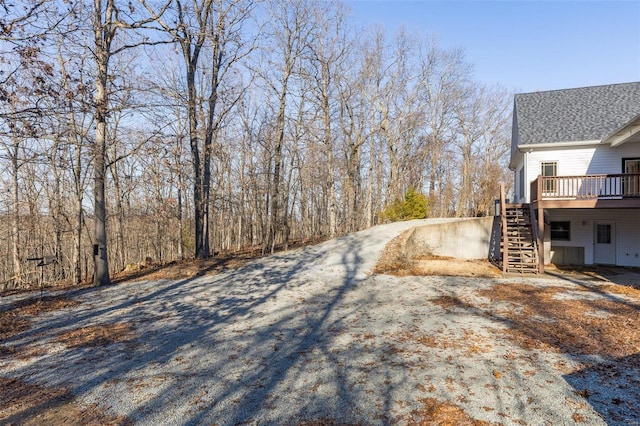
[500,183,508,272]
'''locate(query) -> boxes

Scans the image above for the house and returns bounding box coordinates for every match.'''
[503,82,640,272]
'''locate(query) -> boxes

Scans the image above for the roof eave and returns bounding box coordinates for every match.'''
[603,113,640,147]
[516,139,602,150]
[508,153,521,171]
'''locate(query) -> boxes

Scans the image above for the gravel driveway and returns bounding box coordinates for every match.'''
[1,219,639,425]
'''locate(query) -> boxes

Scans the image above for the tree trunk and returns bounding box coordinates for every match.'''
[111,159,126,271]
[322,75,337,237]
[269,64,290,254]
[10,141,22,285]
[177,179,184,260]
[92,0,112,286]
[187,64,206,258]
[93,113,110,285]
[73,138,84,285]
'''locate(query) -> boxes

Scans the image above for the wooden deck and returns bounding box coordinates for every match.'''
[531,173,640,209]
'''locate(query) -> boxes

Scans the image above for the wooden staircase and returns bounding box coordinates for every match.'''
[502,204,539,273]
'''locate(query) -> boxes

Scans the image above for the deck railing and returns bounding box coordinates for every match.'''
[531,173,640,202]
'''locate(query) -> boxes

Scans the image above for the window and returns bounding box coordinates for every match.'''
[596,224,611,244]
[541,161,557,193]
[550,221,570,241]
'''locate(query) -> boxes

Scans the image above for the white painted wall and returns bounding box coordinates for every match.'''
[510,141,640,266]
[545,208,640,267]
[518,140,640,202]
[511,153,526,203]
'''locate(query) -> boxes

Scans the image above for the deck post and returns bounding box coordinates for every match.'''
[500,183,508,272]
[536,176,544,273]
[536,205,544,273]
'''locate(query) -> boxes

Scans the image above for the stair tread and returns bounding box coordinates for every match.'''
[501,204,540,273]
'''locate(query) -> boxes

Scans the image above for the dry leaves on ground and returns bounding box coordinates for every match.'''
[397,326,493,358]
[406,397,494,426]
[374,230,500,278]
[293,397,494,426]
[0,295,135,424]
[55,323,135,348]
[113,239,328,283]
[476,283,640,359]
[0,378,131,426]
[0,296,78,340]
[409,259,501,278]
[112,256,251,282]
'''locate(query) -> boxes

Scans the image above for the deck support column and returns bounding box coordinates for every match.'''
[500,183,508,272]
[537,204,544,273]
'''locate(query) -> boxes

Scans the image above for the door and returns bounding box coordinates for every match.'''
[623,159,640,196]
[593,222,616,265]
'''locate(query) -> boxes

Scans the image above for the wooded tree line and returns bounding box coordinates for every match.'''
[0,0,512,289]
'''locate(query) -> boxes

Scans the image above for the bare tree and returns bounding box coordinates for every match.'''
[0,0,519,290]
[302,1,351,237]
[0,1,65,287]
[142,0,255,258]
[419,40,470,216]
[7,134,24,284]
[56,48,94,284]
[455,84,511,216]
[91,0,170,284]
[259,0,316,253]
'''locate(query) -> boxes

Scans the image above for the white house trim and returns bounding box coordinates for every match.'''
[516,140,602,151]
[508,82,640,269]
[603,114,640,147]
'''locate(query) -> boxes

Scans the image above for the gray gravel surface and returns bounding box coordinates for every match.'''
[1,219,638,425]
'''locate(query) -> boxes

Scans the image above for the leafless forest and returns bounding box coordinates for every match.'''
[0,0,512,289]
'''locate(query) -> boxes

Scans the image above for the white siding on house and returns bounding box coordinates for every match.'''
[511,153,526,203]
[519,140,640,202]
[545,208,640,267]
[518,166,525,202]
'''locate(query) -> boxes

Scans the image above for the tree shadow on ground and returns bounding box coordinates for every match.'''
[563,353,640,426]
[471,274,640,425]
[1,232,407,425]
[547,264,640,288]
[417,273,640,424]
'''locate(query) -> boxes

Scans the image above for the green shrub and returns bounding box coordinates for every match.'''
[379,187,429,222]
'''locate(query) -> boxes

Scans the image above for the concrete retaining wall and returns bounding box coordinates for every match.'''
[404,217,496,260]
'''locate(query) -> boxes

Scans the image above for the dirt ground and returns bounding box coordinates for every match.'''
[374,229,501,278]
[375,228,640,424]
[2,222,640,425]
[376,228,640,357]
[0,377,131,426]
[0,273,488,425]
[111,239,331,284]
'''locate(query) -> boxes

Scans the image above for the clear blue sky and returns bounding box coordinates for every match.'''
[346,0,640,93]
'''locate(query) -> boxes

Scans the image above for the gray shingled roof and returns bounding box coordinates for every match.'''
[514,82,640,145]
